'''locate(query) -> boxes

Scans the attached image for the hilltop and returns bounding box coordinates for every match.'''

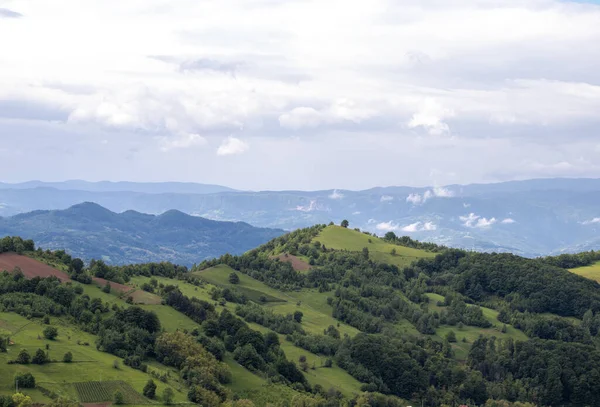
[0,203,284,265]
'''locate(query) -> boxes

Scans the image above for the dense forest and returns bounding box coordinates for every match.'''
[3,230,600,406]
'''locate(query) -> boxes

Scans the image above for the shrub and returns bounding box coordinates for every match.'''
[16,349,30,364]
[163,388,174,405]
[63,352,73,363]
[143,379,157,399]
[113,391,124,405]
[32,348,48,364]
[446,330,457,343]
[43,326,58,340]
[14,373,35,388]
[229,273,240,284]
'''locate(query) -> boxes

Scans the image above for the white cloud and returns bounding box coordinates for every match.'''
[352,211,361,215]
[3,0,600,187]
[460,213,497,228]
[406,193,424,205]
[582,217,600,225]
[376,221,399,232]
[502,218,516,224]
[377,220,437,232]
[408,98,454,136]
[328,190,344,200]
[463,203,471,208]
[380,195,394,202]
[217,136,249,156]
[160,133,207,152]
[295,200,318,212]
[406,187,454,205]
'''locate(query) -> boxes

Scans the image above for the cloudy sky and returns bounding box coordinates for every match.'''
[1,0,600,190]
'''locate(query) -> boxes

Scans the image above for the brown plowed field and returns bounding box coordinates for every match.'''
[92,277,132,294]
[0,253,71,281]
[92,277,161,305]
[273,253,311,271]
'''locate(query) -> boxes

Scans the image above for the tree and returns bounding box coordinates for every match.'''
[163,388,174,405]
[113,360,120,369]
[362,247,369,260]
[0,336,7,352]
[229,272,240,284]
[293,311,303,323]
[103,281,111,293]
[71,258,84,274]
[32,348,48,364]
[143,379,157,399]
[324,358,333,368]
[340,220,349,228]
[12,393,32,407]
[43,326,58,340]
[16,349,30,364]
[113,391,124,405]
[446,330,457,343]
[14,373,35,388]
[391,248,397,256]
[63,352,73,363]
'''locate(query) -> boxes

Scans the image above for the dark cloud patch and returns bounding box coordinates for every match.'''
[0,8,22,18]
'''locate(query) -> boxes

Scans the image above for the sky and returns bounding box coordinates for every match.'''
[1,0,600,191]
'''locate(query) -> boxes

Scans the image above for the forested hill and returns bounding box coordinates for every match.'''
[0,202,284,265]
[3,227,600,407]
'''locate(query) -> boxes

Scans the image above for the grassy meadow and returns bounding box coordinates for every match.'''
[313,226,435,268]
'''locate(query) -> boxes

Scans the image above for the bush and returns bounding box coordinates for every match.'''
[324,358,333,368]
[103,282,111,293]
[143,379,157,399]
[43,326,58,340]
[446,330,457,343]
[163,388,174,405]
[16,349,30,364]
[113,391,124,405]
[63,352,73,363]
[229,273,240,284]
[14,373,35,388]
[32,348,48,364]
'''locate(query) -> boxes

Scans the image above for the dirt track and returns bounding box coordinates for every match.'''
[0,253,71,281]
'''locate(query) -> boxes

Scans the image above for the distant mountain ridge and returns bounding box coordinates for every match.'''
[0,180,236,194]
[0,202,284,265]
[1,178,600,257]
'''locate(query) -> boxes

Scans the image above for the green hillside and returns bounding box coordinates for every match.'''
[569,260,600,283]
[4,230,600,407]
[313,226,435,267]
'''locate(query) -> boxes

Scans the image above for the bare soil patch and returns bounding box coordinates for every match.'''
[273,253,311,272]
[92,277,132,294]
[0,253,71,281]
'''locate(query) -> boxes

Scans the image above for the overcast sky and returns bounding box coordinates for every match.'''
[1,0,600,190]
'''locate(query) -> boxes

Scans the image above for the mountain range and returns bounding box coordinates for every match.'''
[0,202,283,265]
[1,178,600,257]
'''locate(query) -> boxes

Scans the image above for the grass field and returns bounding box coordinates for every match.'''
[569,261,600,283]
[0,312,187,405]
[195,265,359,337]
[313,226,435,268]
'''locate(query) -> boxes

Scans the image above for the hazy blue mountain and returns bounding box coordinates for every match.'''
[0,180,236,194]
[0,203,283,265]
[0,178,599,257]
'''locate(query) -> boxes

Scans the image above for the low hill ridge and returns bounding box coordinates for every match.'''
[0,203,284,265]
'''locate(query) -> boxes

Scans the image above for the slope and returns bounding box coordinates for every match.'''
[313,225,435,267]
